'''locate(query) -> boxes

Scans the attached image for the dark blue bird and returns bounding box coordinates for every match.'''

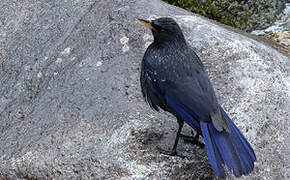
[138,17,256,178]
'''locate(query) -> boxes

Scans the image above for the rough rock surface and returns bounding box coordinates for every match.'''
[265,31,290,57]
[0,0,289,179]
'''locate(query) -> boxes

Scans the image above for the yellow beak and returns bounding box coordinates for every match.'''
[138,19,157,31]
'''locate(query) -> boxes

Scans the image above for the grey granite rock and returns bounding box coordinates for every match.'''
[0,0,289,179]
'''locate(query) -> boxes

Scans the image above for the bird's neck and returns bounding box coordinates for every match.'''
[153,36,187,49]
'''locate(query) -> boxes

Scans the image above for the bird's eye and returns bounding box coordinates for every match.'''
[154,24,165,32]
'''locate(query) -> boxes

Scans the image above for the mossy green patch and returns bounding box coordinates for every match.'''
[163,0,286,32]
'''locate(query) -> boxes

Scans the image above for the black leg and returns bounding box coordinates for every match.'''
[181,130,205,148]
[158,118,184,156]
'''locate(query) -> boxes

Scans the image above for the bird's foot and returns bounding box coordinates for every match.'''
[180,131,205,148]
[157,147,184,158]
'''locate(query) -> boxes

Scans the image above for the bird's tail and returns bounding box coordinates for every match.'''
[200,108,256,178]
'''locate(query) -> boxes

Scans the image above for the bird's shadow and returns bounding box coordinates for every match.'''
[136,113,217,179]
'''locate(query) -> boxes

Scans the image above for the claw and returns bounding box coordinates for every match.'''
[183,137,205,148]
[157,147,184,158]
[157,146,177,156]
[180,131,205,148]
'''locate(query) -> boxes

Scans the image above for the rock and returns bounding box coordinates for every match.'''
[0,0,289,179]
[265,31,290,57]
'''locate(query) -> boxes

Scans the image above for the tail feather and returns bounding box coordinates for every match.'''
[165,94,256,177]
[223,108,256,162]
[201,108,256,178]
[201,122,225,177]
[202,122,243,177]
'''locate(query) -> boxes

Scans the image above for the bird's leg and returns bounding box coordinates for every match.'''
[158,118,184,156]
[180,130,205,148]
[180,130,201,139]
[180,130,198,139]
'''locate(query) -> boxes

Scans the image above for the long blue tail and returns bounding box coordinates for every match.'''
[200,108,256,178]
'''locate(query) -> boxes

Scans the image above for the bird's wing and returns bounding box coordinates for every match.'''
[142,53,215,120]
[164,57,230,132]
[141,47,229,132]
[165,74,216,122]
[140,56,167,111]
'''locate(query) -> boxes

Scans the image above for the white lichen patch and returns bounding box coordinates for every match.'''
[24,65,31,71]
[120,36,129,44]
[120,36,130,53]
[37,72,43,79]
[61,47,71,55]
[96,61,103,67]
[56,58,62,64]
[122,44,130,53]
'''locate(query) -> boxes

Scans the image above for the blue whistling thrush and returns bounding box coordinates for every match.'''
[138,17,256,178]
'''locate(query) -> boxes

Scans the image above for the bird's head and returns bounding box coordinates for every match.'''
[138,17,185,44]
